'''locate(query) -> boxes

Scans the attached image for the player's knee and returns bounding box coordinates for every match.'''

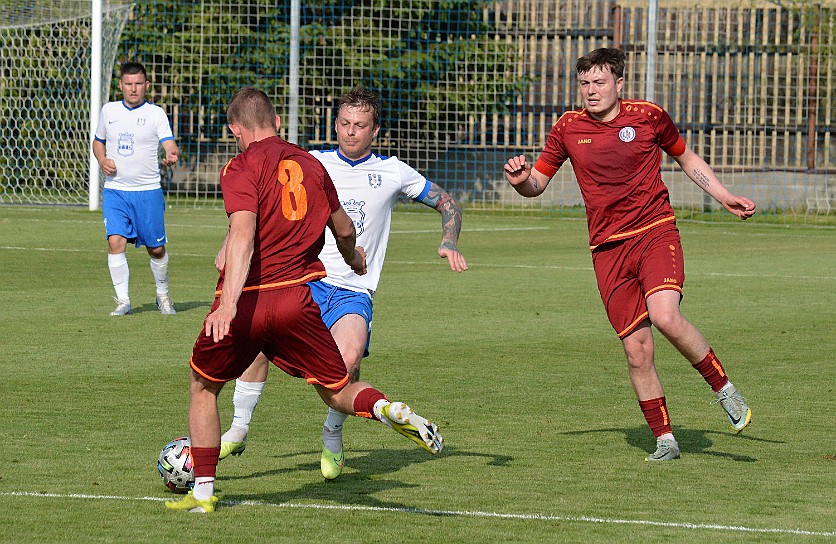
[648,309,683,336]
[148,246,166,259]
[346,361,362,383]
[622,335,653,371]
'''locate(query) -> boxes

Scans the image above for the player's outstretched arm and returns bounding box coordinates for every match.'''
[328,207,366,276]
[418,182,468,273]
[205,211,255,343]
[504,155,551,197]
[673,148,756,220]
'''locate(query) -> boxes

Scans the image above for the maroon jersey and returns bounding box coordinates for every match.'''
[218,136,341,292]
[534,99,687,250]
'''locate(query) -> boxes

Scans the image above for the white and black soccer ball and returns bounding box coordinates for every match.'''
[157,436,195,493]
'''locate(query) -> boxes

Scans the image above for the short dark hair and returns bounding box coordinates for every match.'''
[119,61,147,79]
[576,48,627,79]
[226,86,276,130]
[337,87,380,127]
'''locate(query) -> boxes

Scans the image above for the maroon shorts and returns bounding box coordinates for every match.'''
[190,285,349,389]
[591,222,685,338]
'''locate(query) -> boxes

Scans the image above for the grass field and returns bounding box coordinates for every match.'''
[0,205,834,543]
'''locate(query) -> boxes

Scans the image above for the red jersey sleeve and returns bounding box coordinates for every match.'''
[220,155,259,215]
[656,109,687,157]
[534,111,576,177]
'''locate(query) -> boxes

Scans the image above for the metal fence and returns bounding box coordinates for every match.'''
[2,1,833,223]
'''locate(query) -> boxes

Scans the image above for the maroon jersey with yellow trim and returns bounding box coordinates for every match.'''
[534,99,686,250]
[218,135,341,292]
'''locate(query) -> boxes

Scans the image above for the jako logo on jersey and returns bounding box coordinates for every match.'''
[619,127,636,142]
[577,138,592,144]
[368,173,382,189]
[117,132,135,157]
[342,198,366,236]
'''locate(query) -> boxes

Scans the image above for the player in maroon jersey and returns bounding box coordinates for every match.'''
[504,48,755,461]
[166,87,442,513]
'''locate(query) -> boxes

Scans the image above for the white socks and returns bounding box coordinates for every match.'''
[221,380,265,443]
[658,432,676,443]
[322,408,349,452]
[374,399,391,426]
[324,407,349,432]
[108,252,130,302]
[193,477,214,500]
[716,381,735,397]
[149,253,170,296]
[109,252,172,300]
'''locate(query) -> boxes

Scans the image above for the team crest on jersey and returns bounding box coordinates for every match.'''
[136,117,146,127]
[368,173,382,189]
[117,132,135,157]
[341,198,366,235]
[619,127,636,142]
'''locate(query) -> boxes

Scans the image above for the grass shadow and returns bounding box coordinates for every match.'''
[133,300,212,314]
[219,445,513,511]
[562,426,783,462]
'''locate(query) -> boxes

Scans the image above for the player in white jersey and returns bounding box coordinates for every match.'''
[93,62,179,316]
[217,87,467,478]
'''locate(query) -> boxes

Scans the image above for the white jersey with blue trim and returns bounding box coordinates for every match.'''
[310,149,431,296]
[94,100,175,191]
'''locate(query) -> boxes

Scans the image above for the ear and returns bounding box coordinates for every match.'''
[228,123,242,138]
[275,115,281,132]
[616,77,624,94]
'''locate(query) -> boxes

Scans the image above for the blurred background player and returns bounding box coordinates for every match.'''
[166,87,442,513]
[92,61,179,316]
[504,48,755,461]
[218,86,467,479]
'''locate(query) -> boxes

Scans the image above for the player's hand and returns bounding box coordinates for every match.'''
[162,151,179,167]
[349,246,367,276]
[724,196,757,220]
[100,158,117,176]
[504,155,531,187]
[205,303,236,343]
[438,241,468,272]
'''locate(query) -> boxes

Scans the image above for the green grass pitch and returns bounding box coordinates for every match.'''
[0,205,834,543]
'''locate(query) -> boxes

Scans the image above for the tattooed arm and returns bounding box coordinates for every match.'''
[418,182,468,272]
[673,147,756,220]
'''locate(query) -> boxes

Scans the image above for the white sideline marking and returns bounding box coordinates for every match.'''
[2,491,834,537]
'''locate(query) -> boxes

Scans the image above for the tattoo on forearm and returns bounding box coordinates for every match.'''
[532,178,539,190]
[692,168,710,189]
[425,186,462,245]
[438,194,462,244]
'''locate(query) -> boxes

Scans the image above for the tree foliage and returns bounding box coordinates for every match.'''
[118,0,524,159]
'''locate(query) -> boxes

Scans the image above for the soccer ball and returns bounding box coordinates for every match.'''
[157,436,194,493]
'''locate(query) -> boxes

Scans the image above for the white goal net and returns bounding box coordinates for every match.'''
[0,1,132,205]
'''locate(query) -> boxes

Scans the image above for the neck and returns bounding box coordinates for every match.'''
[589,99,620,122]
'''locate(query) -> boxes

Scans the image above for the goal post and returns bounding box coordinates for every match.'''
[0,1,131,207]
[89,0,103,211]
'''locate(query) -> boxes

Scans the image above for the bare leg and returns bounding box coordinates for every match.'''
[189,371,224,448]
[646,290,710,363]
[621,322,664,401]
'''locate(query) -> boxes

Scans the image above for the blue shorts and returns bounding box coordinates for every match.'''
[309,280,373,357]
[102,188,167,248]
